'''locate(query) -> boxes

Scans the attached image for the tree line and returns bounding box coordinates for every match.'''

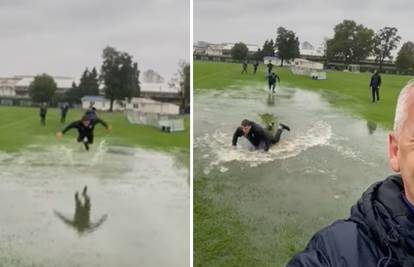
[29,46,190,112]
[230,19,414,71]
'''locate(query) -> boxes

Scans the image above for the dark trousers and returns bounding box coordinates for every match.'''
[77,134,94,144]
[40,115,46,126]
[269,82,276,92]
[253,67,258,74]
[271,129,283,144]
[241,68,247,74]
[371,86,379,102]
[61,113,67,123]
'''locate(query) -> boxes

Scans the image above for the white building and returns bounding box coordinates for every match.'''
[205,42,260,56]
[0,75,75,97]
[81,96,125,111]
[126,97,180,115]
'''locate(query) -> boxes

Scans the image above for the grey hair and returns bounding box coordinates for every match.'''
[394,79,414,136]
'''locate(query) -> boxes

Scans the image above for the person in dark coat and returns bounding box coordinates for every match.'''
[60,102,69,123]
[253,61,259,74]
[57,115,111,151]
[268,72,281,93]
[287,81,414,267]
[39,102,47,126]
[370,70,382,102]
[232,119,290,152]
[267,61,273,75]
[241,61,248,74]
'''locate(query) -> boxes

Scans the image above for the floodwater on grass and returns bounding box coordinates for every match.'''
[0,143,189,267]
[194,85,392,265]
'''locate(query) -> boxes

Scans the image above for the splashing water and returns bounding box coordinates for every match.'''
[196,121,332,174]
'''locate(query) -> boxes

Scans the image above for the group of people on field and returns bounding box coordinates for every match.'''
[39,102,111,151]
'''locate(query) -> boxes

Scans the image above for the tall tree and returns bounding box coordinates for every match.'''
[65,82,82,104]
[28,74,57,103]
[326,20,374,64]
[261,39,275,58]
[275,27,300,66]
[78,67,100,96]
[100,46,140,111]
[395,41,414,70]
[230,42,249,61]
[373,27,401,71]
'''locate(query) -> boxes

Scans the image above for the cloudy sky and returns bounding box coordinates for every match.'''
[0,0,189,81]
[195,0,414,51]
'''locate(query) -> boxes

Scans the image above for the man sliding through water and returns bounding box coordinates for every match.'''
[232,119,290,152]
[57,113,111,151]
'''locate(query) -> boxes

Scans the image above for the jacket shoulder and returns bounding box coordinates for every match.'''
[287,220,378,266]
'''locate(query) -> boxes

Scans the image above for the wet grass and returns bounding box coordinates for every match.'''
[0,106,189,153]
[194,60,413,130]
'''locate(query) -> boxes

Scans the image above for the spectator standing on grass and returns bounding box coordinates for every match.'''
[60,102,69,123]
[370,70,382,103]
[253,61,259,74]
[39,102,47,126]
[241,61,248,74]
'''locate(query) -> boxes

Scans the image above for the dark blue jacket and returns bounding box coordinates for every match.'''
[370,73,382,88]
[232,122,271,151]
[287,175,414,267]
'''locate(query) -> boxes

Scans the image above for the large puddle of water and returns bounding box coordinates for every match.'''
[194,85,393,264]
[0,143,189,267]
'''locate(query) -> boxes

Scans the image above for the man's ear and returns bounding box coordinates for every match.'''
[388,132,400,172]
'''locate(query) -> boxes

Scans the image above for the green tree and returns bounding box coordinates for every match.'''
[65,81,82,104]
[326,20,374,64]
[230,42,249,61]
[100,46,140,111]
[373,27,401,71]
[261,39,275,58]
[78,67,100,96]
[275,27,300,66]
[396,41,414,70]
[28,74,57,103]
[179,62,190,113]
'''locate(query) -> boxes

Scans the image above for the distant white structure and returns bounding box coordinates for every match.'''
[291,59,326,80]
[125,98,183,132]
[204,42,259,56]
[81,96,124,111]
[0,75,75,97]
[263,56,282,66]
[300,41,324,57]
[126,97,180,115]
[346,64,360,73]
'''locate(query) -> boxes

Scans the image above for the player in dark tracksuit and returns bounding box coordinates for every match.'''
[253,61,259,74]
[267,61,273,75]
[241,61,248,74]
[39,103,47,126]
[232,119,290,152]
[369,70,382,102]
[58,115,111,151]
[268,72,281,93]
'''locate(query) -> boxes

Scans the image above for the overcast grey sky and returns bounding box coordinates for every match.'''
[195,0,414,50]
[0,0,189,81]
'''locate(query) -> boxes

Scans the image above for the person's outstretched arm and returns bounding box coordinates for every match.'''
[378,75,382,87]
[93,117,109,129]
[232,127,243,146]
[276,75,281,83]
[61,121,80,134]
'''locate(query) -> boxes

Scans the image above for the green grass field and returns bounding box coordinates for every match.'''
[195,60,413,129]
[194,60,413,266]
[0,106,189,155]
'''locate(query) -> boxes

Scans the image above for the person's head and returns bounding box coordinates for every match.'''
[389,80,414,200]
[241,119,252,135]
[374,70,378,75]
[81,115,91,127]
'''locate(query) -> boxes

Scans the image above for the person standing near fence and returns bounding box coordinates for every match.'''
[39,102,47,126]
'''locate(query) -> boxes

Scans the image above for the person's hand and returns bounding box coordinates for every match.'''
[106,125,112,133]
[56,132,63,139]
